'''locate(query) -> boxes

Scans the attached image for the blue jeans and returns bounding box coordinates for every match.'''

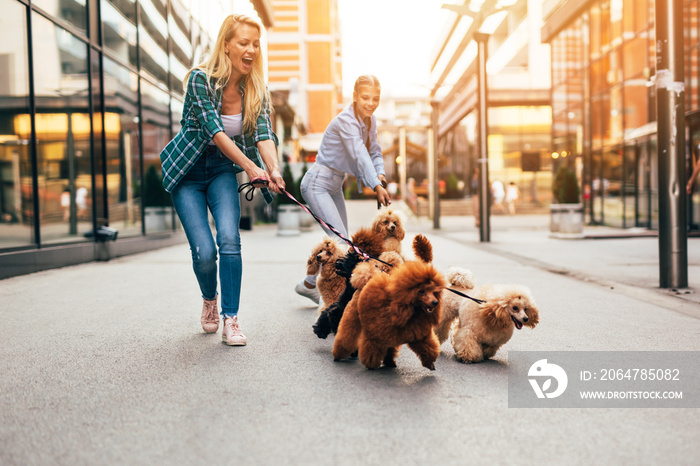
[171,146,242,318]
[300,163,349,238]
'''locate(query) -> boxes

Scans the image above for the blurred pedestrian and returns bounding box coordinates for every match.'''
[160,14,284,345]
[491,179,506,214]
[295,75,390,304]
[505,181,520,215]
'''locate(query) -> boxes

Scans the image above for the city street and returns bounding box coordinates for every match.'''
[1,201,699,465]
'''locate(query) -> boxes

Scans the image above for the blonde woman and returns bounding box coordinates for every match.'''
[295,75,390,303]
[160,15,284,345]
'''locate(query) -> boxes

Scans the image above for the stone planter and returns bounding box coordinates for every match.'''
[298,204,315,231]
[277,204,301,236]
[550,203,584,238]
[144,206,172,233]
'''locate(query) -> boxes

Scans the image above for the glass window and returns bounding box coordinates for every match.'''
[623,36,646,79]
[623,79,649,137]
[622,0,636,38]
[591,150,603,223]
[140,78,172,233]
[104,57,142,237]
[32,13,92,245]
[138,0,169,86]
[33,0,87,37]
[101,0,138,69]
[590,4,601,61]
[610,0,622,47]
[0,0,33,249]
[623,145,636,228]
[591,94,603,150]
[600,1,610,54]
[603,147,623,228]
[610,85,623,144]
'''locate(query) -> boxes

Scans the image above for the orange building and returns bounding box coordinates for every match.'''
[267,0,343,159]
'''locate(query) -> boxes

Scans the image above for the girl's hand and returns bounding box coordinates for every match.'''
[375,185,391,206]
[246,166,269,186]
[267,169,285,194]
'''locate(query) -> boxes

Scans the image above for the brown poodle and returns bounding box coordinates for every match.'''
[439,283,539,363]
[306,237,347,311]
[368,207,406,255]
[332,252,446,370]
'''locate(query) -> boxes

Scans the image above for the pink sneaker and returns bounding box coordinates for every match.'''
[201,297,219,333]
[222,316,247,346]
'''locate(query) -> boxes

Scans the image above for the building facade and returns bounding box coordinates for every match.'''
[0,0,274,279]
[542,0,700,230]
[430,0,553,205]
[266,0,342,160]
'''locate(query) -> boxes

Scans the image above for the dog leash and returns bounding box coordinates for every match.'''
[240,181,485,303]
[240,179,383,262]
[445,288,485,305]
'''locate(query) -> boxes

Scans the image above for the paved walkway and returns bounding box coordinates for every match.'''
[1,200,699,465]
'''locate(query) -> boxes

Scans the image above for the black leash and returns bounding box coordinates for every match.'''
[240,181,484,303]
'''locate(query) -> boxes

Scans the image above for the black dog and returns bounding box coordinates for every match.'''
[312,251,362,339]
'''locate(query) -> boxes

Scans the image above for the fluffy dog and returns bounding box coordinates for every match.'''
[305,238,347,311]
[368,207,406,254]
[439,283,539,364]
[332,236,445,370]
[434,267,476,344]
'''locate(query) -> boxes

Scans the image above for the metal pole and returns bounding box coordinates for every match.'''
[475,33,490,242]
[431,100,440,229]
[655,0,688,288]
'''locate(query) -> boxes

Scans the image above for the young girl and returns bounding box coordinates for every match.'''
[295,75,390,303]
[160,15,284,345]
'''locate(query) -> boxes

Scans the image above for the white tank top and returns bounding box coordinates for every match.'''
[208,114,242,145]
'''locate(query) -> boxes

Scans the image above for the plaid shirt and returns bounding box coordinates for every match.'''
[160,69,277,203]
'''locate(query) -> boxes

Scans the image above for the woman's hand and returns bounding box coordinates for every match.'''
[375,184,391,207]
[245,165,270,187]
[267,168,285,194]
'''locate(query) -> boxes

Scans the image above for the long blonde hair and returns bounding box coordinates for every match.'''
[184,14,269,135]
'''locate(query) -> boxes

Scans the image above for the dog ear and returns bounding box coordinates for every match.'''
[480,300,510,328]
[525,301,539,328]
[306,245,321,275]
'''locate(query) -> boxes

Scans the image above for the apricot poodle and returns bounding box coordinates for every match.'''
[434,266,477,344]
[305,237,348,311]
[438,282,539,364]
[332,238,445,370]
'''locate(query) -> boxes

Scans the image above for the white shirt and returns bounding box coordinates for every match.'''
[208,114,242,144]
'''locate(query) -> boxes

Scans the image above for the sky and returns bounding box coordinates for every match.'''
[337,0,454,99]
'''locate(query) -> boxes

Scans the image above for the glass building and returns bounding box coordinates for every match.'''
[543,0,700,230]
[0,0,273,278]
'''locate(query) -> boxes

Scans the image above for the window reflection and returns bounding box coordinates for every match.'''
[102,0,138,69]
[0,0,33,248]
[32,13,92,245]
[104,57,142,237]
[33,0,87,36]
[139,0,169,86]
[140,78,172,233]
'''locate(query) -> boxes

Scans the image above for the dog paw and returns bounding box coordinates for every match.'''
[312,322,330,339]
[424,362,436,370]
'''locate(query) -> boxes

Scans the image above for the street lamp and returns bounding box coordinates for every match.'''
[438,0,512,242]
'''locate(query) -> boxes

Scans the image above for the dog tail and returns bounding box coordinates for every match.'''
[445,266,476,290]
[412,234,433,263]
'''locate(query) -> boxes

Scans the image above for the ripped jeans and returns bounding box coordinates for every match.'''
[171,146,242,318]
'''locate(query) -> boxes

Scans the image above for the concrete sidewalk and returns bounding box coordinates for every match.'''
[1,200,699,465]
